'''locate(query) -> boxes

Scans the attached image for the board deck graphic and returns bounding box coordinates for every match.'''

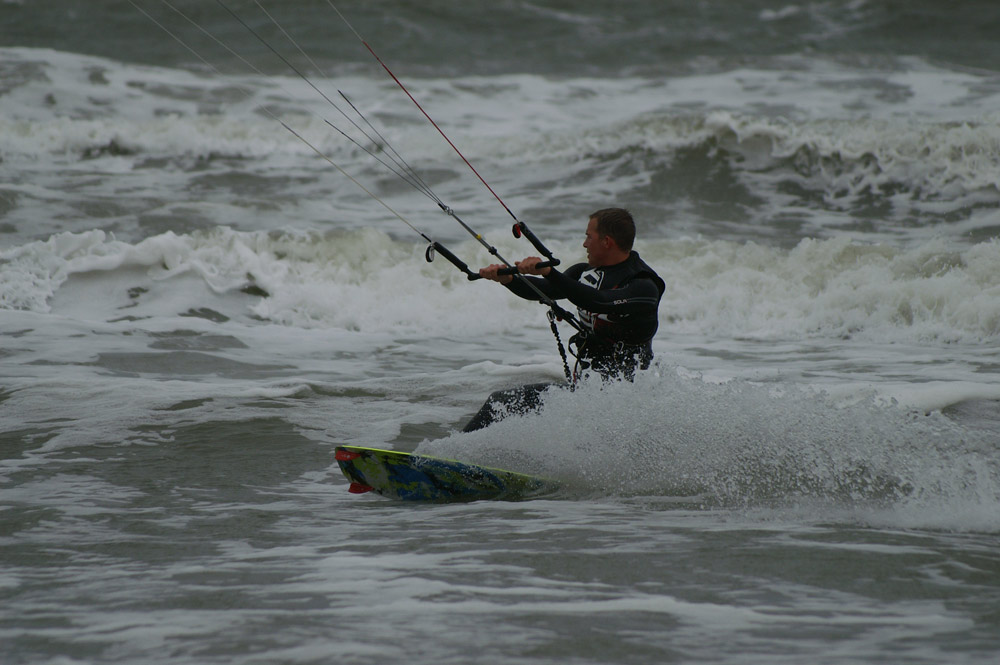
[335,445,558,501]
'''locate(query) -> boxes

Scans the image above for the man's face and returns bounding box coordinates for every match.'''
[583,217,610,267]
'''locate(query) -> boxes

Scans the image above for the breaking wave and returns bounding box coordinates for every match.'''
[4,227,1000,344]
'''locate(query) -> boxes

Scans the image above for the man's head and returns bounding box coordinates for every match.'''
[584,208,635,267]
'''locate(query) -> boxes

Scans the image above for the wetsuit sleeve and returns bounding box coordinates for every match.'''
[542,267,661,314]
[502,263,587,302]
[503,275,556,301]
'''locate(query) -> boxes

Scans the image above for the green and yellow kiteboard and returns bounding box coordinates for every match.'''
[335,445,558,502]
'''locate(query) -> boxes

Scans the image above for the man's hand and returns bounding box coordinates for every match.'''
[478,263,513,284]
[479,257,552,283]
[516,256,552,276]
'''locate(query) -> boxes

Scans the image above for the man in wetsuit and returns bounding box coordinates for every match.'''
[462,208,665,431]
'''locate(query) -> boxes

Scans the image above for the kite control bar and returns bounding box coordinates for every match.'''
[496,260,559,276]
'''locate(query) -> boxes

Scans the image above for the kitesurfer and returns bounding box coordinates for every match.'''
[463,208,665,431]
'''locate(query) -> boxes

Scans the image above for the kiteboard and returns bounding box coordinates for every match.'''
[335,445,558,501]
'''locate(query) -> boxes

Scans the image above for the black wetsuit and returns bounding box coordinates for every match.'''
[506,251,665,380]
[462,252,665,432]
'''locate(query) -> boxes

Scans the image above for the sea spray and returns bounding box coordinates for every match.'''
[424,369,1000,522]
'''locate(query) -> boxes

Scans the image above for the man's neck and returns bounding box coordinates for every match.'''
[595,250,631,268]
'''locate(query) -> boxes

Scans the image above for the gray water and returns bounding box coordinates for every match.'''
[3,2,1000,663]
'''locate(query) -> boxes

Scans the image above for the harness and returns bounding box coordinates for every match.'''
[563,258,663,382]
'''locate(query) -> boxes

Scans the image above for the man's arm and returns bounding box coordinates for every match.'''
[504,274,556,301]
[542,268,661,315]
[478,260,586,303]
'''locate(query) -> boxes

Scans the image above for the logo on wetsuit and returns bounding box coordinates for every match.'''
[577,268,611,333]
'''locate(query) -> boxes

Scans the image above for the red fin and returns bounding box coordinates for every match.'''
[348,482,374,494]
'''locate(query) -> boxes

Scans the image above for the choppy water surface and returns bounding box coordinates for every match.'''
[2,2,1000,663]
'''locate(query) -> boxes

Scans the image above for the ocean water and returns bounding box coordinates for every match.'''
[3,1,1000,663]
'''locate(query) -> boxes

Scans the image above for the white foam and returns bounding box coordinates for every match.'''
[3,47,997,214]
[6,228,1000,344]
[421,370,1000,530]
[654,235,1000,343]
[4,223,1000,356]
